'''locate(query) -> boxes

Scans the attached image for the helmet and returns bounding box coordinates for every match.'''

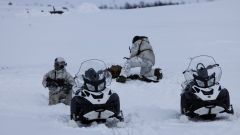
[83,68,106,92]
[54,57,67,70]
[132,36,148,44]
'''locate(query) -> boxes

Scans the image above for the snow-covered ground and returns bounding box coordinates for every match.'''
[0,0,240,135]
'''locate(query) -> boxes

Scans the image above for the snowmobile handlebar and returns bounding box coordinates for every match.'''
[206,64,219,69]
[183,64,219,74]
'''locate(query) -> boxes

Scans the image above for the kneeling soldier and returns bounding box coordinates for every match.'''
[42,57,75,105]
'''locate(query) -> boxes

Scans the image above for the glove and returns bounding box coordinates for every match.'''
[55,79,65,87]
[46,81,58,88]
[46,77,58,87]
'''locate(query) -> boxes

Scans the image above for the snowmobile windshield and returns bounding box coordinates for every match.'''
[183,55,222,87]
[75,59,112,92]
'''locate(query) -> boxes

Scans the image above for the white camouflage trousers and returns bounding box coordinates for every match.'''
[48,87,72,105]
[120,57,154,77]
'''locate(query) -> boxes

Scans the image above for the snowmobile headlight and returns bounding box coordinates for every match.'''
[196,79,205,88]
[85,81,106,92]
[207,78,215,87]
[86,83,95,91]
[98,82,105,91]
[195,77,215,88]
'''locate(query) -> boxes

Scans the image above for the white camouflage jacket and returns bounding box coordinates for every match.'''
[42,68,75,88]
[130,37,155,65]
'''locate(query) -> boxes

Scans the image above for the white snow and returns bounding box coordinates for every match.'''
[0,0,240,135]
[77,3,100,13]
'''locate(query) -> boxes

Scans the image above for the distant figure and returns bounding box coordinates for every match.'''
[116,36,162,83]
[49,6,64,14]
[42,57,75,105]
[8,2,13,6]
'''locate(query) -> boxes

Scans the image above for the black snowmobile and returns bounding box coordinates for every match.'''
[180,55,234,119]
[70,59,124,125]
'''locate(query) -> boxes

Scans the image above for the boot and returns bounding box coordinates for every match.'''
[154,68,163,80]
[116,75,127,83]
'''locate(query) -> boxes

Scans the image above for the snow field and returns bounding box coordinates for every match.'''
[0,0,240,135]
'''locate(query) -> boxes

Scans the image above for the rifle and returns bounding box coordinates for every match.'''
[46,78,73,94]
[46,78,64,87]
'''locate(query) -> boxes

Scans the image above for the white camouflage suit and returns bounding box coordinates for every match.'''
[42,68,75,105]
[120,37,155,77]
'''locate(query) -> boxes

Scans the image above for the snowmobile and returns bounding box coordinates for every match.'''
[70,59,124,125]
[180,55,234,119]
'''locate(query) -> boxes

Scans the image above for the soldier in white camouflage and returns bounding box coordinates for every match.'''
[42,57,75,105]
[116,36,162,83]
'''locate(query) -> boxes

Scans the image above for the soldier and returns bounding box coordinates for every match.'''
[42,57,75,105]
[116,36,162,83]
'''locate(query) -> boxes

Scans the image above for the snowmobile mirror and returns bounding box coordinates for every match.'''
[206,64,219,70]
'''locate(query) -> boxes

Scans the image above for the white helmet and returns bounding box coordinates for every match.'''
[54,57,67,70]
